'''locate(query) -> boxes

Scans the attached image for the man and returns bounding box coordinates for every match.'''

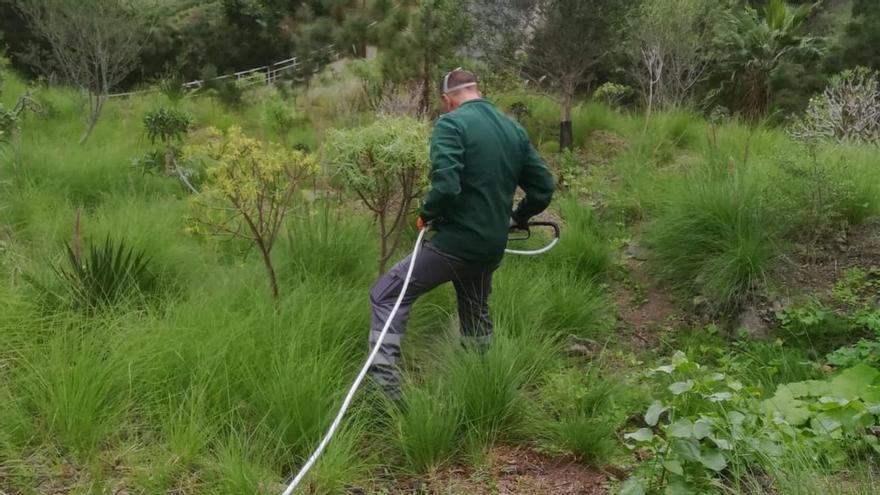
[368,69,555,401]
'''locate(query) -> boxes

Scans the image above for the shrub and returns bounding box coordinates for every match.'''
[156,71,187,105]
[143,106,193,176]
[788,68,880,145]
[186,127,318,300]
[322,115,430,273]
[594,82,634,108]
[772,145,876,242]
[52,235,154,311]
[262,97,302,146]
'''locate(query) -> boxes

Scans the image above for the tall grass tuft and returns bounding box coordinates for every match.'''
[280,202,375,283]
[18,325,130,458]
[648,168,777,314]
[394,383,462,474]
[550,195,614,279]
[539,367,627,465]
[444,335,554,449]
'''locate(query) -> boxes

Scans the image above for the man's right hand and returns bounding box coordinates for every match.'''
[509,217,528,231]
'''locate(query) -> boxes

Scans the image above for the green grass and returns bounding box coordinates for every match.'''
[648,166,778,314]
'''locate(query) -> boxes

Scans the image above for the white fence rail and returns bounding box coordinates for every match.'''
[108,53,319,99]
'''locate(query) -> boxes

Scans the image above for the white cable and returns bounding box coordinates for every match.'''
[281,227,428,495]
[281,224,558,494]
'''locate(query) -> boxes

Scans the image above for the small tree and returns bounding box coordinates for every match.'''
[628,0,719,124]
[262,98,301,147]
[186,127,317,300]
[15,0,151,143]
[373,0,473,116]
[322,116,430,274]
[524,0,628,149]
[143,107,193,176]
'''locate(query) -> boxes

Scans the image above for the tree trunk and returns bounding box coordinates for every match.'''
[560,84,574,150]
[79,93,105,144]
[559,121,573,151]
[164,139,174,176]
[258,242,279,300]
[378,211,388,275]
[419,59,432,118]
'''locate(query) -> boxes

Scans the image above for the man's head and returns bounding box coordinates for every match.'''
[439,68,480,113]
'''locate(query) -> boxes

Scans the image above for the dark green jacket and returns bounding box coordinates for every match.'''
[419,99,555,264]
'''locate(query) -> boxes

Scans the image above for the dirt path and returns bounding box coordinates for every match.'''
[611,242,684,353]
[387,446,610,495]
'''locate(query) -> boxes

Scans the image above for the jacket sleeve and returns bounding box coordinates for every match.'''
[512,129,555,225]
[420,116,465,222]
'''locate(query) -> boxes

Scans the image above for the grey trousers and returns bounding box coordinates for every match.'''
[368,242,498,399]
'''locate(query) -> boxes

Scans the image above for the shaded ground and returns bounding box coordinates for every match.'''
[387,447,609,495]
[776,219,880,296]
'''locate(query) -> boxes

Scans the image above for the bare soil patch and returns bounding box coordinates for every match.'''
[386,446,609,495]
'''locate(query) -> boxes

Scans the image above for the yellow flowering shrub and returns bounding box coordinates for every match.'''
[186,126,318,299]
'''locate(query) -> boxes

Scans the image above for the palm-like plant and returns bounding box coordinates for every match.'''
[715,0,823,119]
[54,236,153,311]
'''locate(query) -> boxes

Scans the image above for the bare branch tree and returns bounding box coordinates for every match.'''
[15,0,151,143]
[629,0,718,127]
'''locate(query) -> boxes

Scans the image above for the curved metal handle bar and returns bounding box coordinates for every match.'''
[505,221,561,256]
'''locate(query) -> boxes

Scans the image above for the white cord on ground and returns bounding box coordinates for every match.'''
[281,227,429,495]
[281,224,558,494]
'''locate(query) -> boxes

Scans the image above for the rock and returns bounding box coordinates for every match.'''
[501,464,519,475]
[566,343,594,357]
[626,242,650,262]
[734,305,771,340]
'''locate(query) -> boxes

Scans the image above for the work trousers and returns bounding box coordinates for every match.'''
[368,241,498,400]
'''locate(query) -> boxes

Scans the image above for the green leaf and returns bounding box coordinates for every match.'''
[663,459,684,476]
[664,479,694,495]
[669,419,694,438]
[707,392,733,402]
[669,380,695,396]
[619,477,647,495]
[708,373,726,382]
[671,438,701,462]
[711,437,732,450]
[645,401,669,427]
[625,428,654,443]
[693,419,712,439]
[828,364,880,400]
[810,414,843,434]
[699,449,728,472]
[653,364,675,374]
[672,351,689,366]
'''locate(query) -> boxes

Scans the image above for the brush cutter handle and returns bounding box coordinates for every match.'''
[506,221,560,256]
